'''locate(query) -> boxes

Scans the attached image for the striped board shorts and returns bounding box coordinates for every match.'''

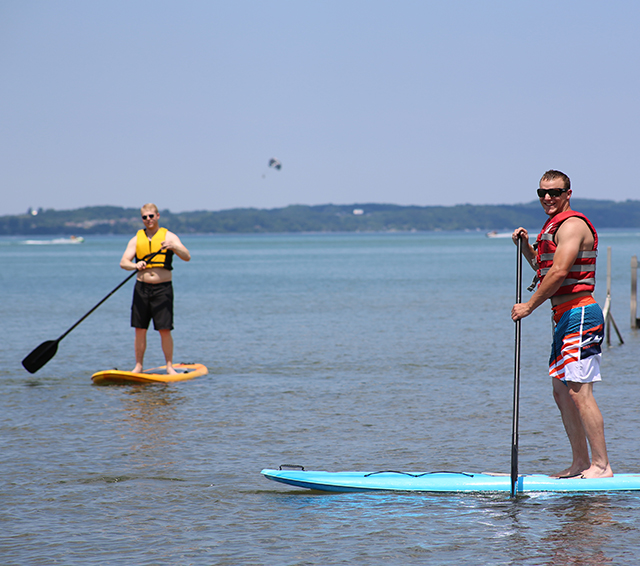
[549,296,604,383]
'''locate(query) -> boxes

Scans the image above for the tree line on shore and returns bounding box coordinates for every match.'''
[2,199,640,236]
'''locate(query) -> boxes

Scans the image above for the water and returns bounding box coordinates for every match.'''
[1,230,640,565]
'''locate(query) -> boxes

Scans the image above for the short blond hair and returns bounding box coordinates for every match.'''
[540,170,570,190]
[140,203,159,214]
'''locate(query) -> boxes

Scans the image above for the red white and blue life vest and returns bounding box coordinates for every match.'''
[535,211,597,296]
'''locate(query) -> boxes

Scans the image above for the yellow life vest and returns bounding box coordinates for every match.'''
[135,227,173,270]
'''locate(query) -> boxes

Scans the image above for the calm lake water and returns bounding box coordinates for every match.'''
[1,230,640,565]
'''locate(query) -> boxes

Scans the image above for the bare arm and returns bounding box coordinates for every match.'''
[511,218,590,320]
[120,236,146,271]
[162,232,191,262]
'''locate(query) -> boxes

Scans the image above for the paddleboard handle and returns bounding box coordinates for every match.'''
[364,470,475,478]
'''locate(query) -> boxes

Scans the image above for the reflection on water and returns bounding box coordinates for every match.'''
[122,385,185,427]
[119,385,187,471]
[542,495,614,566]
[265,489,627,565]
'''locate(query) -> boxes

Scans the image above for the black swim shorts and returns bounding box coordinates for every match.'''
[131,280,174,330]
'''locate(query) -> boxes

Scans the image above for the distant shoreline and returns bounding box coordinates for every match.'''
[2,199,639,236]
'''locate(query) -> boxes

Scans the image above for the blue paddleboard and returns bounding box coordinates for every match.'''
[261,469,640,493]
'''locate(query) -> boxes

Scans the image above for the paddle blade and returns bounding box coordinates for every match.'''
[22,340,59,373]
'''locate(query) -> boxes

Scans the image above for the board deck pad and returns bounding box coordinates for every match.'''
[261,468,640,493]
[92,363,208,385]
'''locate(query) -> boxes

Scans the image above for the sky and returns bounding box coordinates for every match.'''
[1,0,639,215]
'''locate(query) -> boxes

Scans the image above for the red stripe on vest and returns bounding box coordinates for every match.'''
[535,211,597,296]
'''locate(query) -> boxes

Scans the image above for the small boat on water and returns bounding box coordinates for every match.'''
[23,236,84,245]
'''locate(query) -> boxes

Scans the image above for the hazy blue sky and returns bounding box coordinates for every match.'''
[1,1,639,215]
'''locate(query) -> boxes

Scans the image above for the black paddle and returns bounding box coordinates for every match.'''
[510,235,524,497]
[21,249,162,374]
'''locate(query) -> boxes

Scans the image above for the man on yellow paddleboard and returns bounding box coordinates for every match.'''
[120,203,191,375]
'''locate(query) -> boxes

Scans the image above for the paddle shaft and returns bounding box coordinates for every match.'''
[22,249,163,373]
[510,236,523,497]
[58,271,139,342]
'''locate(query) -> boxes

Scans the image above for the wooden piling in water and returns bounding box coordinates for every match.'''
[602,247,623,345]
[632,255,639,329]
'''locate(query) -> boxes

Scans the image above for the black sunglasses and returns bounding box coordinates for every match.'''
[141,214,156,220]
[537,188,568,198]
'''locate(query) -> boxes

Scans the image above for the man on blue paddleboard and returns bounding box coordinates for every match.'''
[511,170,613,480]
[120,203,191,375]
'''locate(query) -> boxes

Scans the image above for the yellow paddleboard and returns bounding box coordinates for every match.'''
[91,363,208,386]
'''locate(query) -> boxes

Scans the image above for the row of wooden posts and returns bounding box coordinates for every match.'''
[603,247,640,345]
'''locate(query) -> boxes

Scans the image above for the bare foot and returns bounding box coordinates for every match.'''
[580,464,613,479]
[166,365,177,375]
[550,466,586,478]
[132,364,143,373]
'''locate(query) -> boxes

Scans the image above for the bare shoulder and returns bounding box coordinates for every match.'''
[556,216,594,247]
[556,216,591,234]
[121,235,138,261]
[164,230,182,242]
